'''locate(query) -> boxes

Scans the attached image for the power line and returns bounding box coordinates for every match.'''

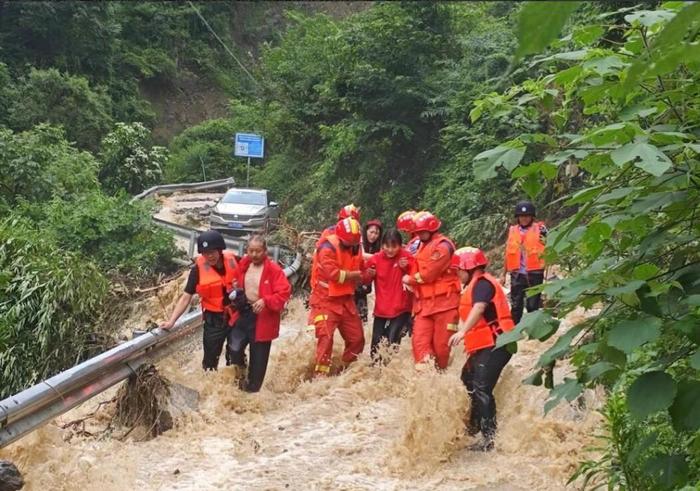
[187,1,259,88]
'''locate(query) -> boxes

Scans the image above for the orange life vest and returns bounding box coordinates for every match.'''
[324,234,362,297]
[414,233,461,300]
[195,250,238,312]
[310,226,335,290]
[505,222,546,272]
[459,271,515,354]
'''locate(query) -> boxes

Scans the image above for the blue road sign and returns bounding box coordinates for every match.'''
[234,133,264,158]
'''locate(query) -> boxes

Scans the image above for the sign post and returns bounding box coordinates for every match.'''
[234,133,264,186]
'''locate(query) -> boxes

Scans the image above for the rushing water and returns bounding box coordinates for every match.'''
[1,298,602,490]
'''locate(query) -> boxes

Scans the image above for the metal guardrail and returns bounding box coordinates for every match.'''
[130,177,235,202]
[151,217,289,264]
[0,255,302,449]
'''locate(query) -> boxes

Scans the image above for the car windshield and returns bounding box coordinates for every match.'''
[221,190,267,206]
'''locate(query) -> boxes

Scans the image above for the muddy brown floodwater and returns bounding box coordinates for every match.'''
[1,299,602,490]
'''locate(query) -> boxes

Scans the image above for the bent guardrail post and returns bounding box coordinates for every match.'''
[0,252,302,449]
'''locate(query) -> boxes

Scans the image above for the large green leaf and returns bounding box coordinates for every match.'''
[690,350,700,370]
[473,140,526,181]
[544,377,583,413]
[644,454,690,490]
[515,2,581,59]
[607,317,662,353]
[494,323,526,349]
[611,142,672,176]
[669,381,700,431]
[624,9,675,27]
[520,309,561,341]
[582,361,617,383]
[627,371,677,419]
[521,174,542,200]
[539,324,583,366]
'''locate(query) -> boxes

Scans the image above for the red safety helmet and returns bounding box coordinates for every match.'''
[335,217,362,245]
[455,247,489,271]
[396,210,416,233]
[413,211,441,233]
[338,204,360,221]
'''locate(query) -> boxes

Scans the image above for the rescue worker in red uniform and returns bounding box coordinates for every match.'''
[402,211,460,370]
[160,230,239,371]
[309,217,368,376]
[503,200,547,323]
[310,204,361,294]
[226,235,291,392]
[449,247,515,452]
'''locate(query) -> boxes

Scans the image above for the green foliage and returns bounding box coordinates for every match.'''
[0,217,108,398]
[7,68,114,151]
[0,124,176,280]
[477,2,700,487]
[41,193,178,278]
[99,122,166,195]
[166,118,247,183]
[0,125,100,206]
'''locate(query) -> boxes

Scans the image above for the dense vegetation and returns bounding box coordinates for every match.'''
[1,1,698,487]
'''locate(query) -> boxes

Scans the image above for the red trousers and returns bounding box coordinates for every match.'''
[311,301,365,374]
[411,308,459,369]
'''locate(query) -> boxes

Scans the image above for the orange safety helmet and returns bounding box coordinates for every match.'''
[396,210,417,233]
[413,211,441,233]
[455,246,489,271]
[338,203,360,221]
[335,217,362,245]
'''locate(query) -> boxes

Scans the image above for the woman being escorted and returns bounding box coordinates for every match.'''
[355,219,383,323]
[227,234,292,392]
[364,229,413,362]
[449,247,515,452]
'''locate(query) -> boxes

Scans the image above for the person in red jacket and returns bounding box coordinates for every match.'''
[364,229,413,362]
[402,211,461,370]
[226,234,291,392]
[160,230,239,370]
[308,217,368,376]
[355,219,383,323]
[449,247,515,452]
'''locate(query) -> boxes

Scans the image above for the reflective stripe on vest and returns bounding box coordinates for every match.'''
[459,272,515,354]
[325,234,362,297]
[414,233,461,299]
[505,222,546,272]
[195,251,238,312]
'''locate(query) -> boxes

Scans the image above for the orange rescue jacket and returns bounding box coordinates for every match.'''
[459,271,515,354]
[195,250,239,312]
[323,234,362,297]
[413,233,461,300]
[505,222,546,272]
[310,225,335,290]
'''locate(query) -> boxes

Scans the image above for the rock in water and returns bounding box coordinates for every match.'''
[0,460,24,491]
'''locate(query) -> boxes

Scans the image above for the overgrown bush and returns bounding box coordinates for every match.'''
[42,192,178,279]
[0,125,100,206]
[0,217,108,398]
[98,122,166,195]
[6,68,114,150]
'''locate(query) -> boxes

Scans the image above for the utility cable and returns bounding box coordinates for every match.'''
[187,1,259,88]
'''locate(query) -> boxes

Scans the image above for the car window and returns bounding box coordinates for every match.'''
[222,190,267,206]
